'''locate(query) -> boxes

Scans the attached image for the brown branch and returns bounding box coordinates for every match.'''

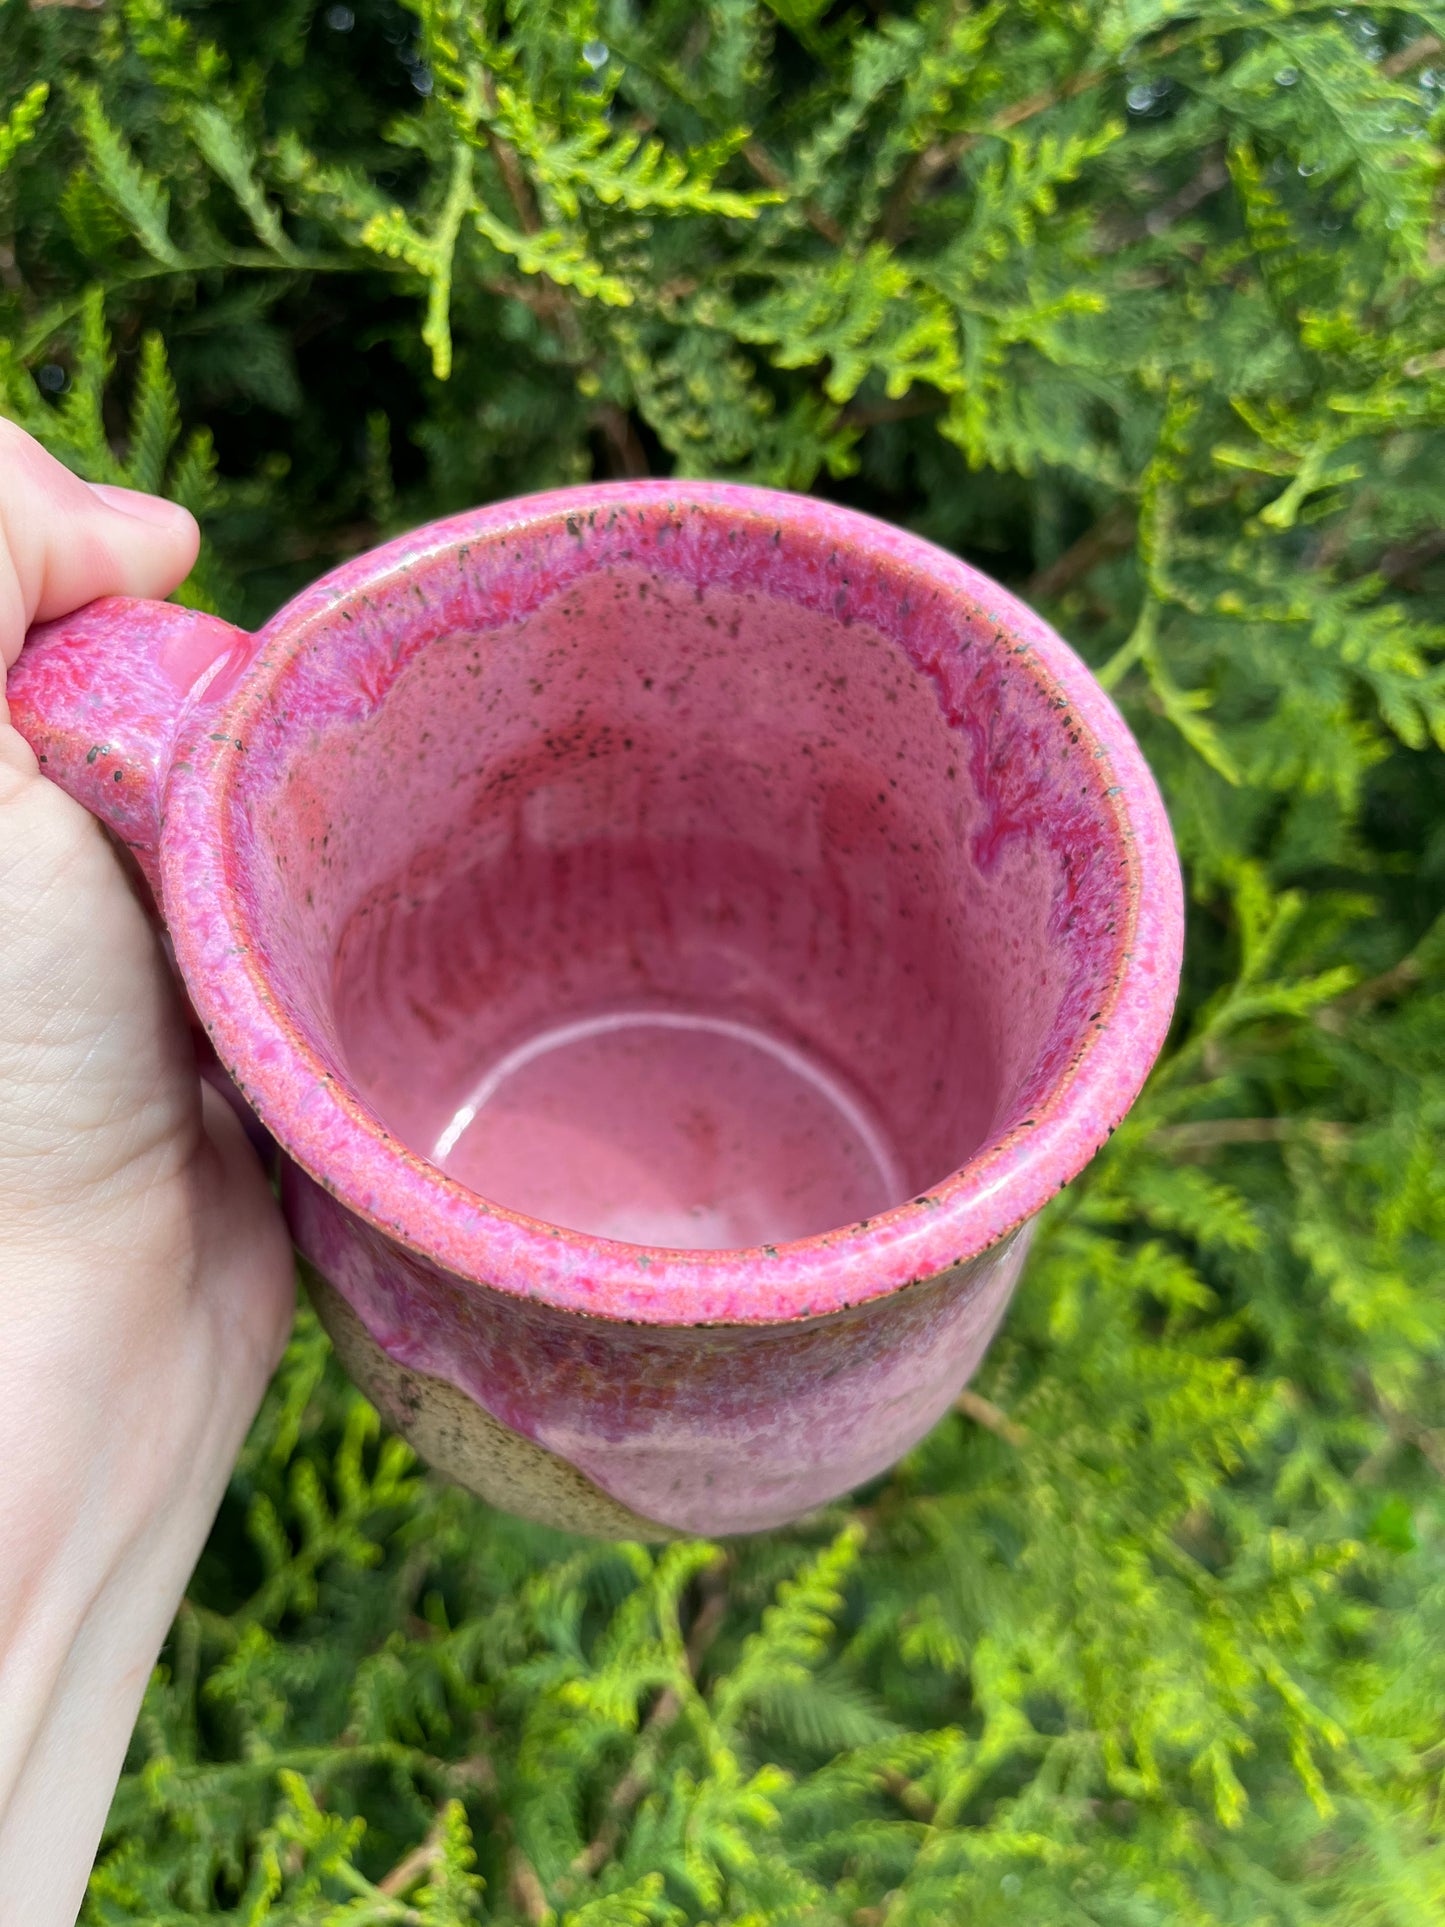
[571,1690,683,1883]
[1378,527,1445,588]
[1097,153,1230,253]
[685,1564,732,1673]
[840,391,946,430]
[1144,155,1231,236]
[955,1387,1029,1449]
[490,137,541,233]
[457,1727,537,1921]
[472,77,602,375]
[508,1848,550,1926]
[743,140,846,246]
[880,1766,937,1823]
[879,19,1214,245]
[484,272,565,319]
[479,72,542,236]
[879,63,1110,245]
[569,1555,731,1883]
[1316,955,1424,1032]
[1025,505,1137,602]
[478,245,593,363]
[277,518,378,565]
[379,1819,445,1897]
[446,1747,499,1797]
[1383,33,1442,78]
[593,401,651,478]
[1351,1435,1396,1488]
[1361,1376,1445,1481]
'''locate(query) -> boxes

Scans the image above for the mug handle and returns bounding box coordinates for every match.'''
[7,595,255,900]
[8,595,274,1160]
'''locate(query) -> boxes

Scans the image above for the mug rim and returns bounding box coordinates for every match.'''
[162,480,1183,1328]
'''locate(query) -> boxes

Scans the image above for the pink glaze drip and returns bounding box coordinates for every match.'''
[237,538,1091,1250]
[285,1165,1032,1534]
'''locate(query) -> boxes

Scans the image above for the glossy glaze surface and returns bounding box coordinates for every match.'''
[305,551,1075,1249]
[429,1009,905,1250]
[11,482,1183,1535]
[289,1167,1031,1536]
[7,597,250,894]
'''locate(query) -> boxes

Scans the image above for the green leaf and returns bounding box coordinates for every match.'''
[188,103,296,260]
[124,332,180,495]
[69,82,182,267]
[472,205,633,307]
[0,80,48,176]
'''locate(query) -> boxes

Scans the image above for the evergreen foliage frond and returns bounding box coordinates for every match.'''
[0,2,1440,1919]
[0,80,48,178]
[68,80,182,267]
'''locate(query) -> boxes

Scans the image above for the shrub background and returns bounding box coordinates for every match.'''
[2,1,1444,1920]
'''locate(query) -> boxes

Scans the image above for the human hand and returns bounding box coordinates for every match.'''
[0,421,295,1924]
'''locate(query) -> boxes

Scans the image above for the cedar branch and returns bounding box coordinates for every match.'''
[1025,505,1137,601]
[1382,34,1442,77]
[743,140,846,245]
[378,1818,444,1897]
[569,1554,731,1882]
[955,1387,1030,1448]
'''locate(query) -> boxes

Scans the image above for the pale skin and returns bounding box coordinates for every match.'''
[0,421,295,1924]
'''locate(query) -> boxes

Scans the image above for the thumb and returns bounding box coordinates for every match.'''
[0,421,199,673]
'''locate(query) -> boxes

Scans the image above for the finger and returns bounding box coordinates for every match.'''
[0,421,199,671]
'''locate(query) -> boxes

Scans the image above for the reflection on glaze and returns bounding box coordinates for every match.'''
[431,1008,905,1248]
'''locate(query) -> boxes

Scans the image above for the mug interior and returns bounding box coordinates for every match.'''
[226,492,1129,1252]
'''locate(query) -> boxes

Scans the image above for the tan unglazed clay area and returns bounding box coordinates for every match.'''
[307,1274,676,1542]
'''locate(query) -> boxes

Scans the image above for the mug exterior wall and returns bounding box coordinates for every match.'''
[285,1162,1029,1538]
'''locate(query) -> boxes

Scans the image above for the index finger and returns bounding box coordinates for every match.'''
[0,420,199,673]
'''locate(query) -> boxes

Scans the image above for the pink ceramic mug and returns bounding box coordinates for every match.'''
[10,482,1181,1538]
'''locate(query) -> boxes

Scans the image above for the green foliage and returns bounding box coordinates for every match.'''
[0,79,48,177]
[0,0,1442,1919]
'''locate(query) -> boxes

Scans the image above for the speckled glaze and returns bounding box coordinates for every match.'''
[10,482,1182,1538]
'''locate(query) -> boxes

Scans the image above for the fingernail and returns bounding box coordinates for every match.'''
[89,482,196,530]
